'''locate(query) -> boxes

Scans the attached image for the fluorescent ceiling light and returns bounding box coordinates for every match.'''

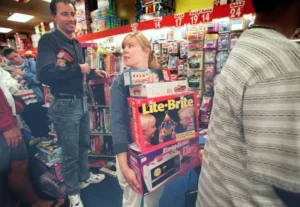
[43,0,51,2]
[8,13,34,23]
[0,27,12,33]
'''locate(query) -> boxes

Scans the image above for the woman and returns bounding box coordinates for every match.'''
[110,31,163,207]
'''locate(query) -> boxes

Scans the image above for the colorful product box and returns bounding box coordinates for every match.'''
[128,138,200,195]
[129,80,188,98]
[38,173,67,198]
[37,140,62,164]
[123,69,171,86]
[128,92,199,152]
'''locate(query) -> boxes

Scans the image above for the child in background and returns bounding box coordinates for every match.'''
[140,114,157,147]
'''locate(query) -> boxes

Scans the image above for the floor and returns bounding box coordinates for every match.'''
[77,168,200,207]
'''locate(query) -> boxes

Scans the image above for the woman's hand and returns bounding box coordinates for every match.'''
[199,149,204,164]
[122,168,140,193]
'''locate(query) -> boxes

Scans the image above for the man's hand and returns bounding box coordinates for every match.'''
[80,64,90,74]
[3,126,22,148]
[121,168,140,193]
[11,69,24,76]
[94,69,110,78]
[199,149,204,164]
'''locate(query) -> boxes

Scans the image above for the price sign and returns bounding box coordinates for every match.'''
[153,17,162,29]
[174,13,185,27]
[189,8,213,25]
[229,1,245,18]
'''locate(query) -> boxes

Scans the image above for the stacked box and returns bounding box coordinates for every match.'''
[128,92,199,152]
[37,140,62,165]
[129,138,200,195]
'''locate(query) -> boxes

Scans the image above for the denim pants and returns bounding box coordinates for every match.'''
[48,97,90,195]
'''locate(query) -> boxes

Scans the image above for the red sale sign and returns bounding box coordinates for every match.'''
[189,8,213,25]
[174,13,185,27]
[229,1,245,18]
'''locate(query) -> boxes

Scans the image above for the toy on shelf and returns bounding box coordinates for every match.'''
[204,49,217,64]
[204,34,218,49]
[123,69,171,86]
[219,18,230,33]
[216,51,229,73]
[230,32,242,49]
[206,21,219,34]
[204,64,215,81]
[188,71,202,89]
[218,33,229,51]
[188,51,203,70]
[230,18,246,32]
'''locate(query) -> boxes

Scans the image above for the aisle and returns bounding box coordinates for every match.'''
[75,169,199,207]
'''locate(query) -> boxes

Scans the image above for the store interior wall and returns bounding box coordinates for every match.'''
[175,0,214,13]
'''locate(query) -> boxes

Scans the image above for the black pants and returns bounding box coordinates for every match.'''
[23,102,49,138]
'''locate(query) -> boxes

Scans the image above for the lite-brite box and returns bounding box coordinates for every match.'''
[128,92,199,152]
[123,69,171,86]
[128,138,200,195]
[129,80,188,98]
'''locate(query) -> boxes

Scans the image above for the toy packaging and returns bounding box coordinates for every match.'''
[123,69,171,86]
[188,51,203,70]
[187,30,205,41]
[37,173,67,199]
[230,18,246,32]
[205,21,219,34]
[230,32,242,49]
[188,41,203,51]
[216,51,229,73]
[219,18,230,33]
[204,64,215,81]
[188,71,202,89]
[129,80,188,98]
[179,41,189,59]
[218,33,229,51]
[37,140,62,165]
[204,50,217,64]
[128,138,200,195]
[204,81,214,97]
[213,74,220,92]
[128,92,199,152]
[204,34,218,49]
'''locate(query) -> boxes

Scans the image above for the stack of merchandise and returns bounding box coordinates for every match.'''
[91,0,129,32]
[139,0,176,22]
[124,69,200,195]
[74,0,97,37]
[34,140,66,198]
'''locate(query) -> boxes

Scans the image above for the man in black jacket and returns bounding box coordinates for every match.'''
[36,1,108,206]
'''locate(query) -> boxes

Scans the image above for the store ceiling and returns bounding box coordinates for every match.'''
[0,0,135,37]
[0,0,52,36]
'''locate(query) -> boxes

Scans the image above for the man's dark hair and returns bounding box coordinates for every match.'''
[252,0,297,13]
[2,47,17,57]
[50,0,75,16]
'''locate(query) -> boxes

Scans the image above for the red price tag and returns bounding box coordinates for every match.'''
[174,13,185,27]
[189,8,213,24]
[229,1,245,18]
[153,17,162,29]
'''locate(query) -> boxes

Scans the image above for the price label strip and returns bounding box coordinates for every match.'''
[153,17,163,29]
[174,13,185,27]
[189,8,213,25]
[229,1,245,19]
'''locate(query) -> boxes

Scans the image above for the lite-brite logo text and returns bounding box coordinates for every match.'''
[163,140,190,154]
[142,97,194,114]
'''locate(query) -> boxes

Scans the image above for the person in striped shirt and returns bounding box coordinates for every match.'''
[197,0,300,206]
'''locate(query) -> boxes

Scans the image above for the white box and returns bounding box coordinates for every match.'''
[129,80,188,98]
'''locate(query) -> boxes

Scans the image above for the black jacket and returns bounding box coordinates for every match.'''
[36,30,84,95]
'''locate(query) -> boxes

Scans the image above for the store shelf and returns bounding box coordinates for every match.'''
[88,153,115,158]
[90,132,112,136]
[142,2,175,10]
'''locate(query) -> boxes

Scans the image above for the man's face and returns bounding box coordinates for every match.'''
[6,52,23,66]
[52,2,76,34]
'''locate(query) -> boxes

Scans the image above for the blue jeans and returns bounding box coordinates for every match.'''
[48,97,90,195]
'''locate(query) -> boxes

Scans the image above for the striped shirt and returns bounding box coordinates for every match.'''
[197,28,300,207]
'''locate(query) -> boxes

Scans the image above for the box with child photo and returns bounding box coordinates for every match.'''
[128,92,199,152]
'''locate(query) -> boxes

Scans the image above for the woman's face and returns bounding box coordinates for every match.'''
[123,37,149,69]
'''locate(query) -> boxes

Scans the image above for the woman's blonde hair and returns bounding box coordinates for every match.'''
[122,31,160,69]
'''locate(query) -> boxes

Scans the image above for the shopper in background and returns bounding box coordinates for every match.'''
[36,0,108,206]
[110,31,163,207]
[2,48,49,139]
[197,0,300,206]
[0,68,63,207]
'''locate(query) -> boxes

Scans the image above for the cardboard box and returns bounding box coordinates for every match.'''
[128,92,199,152]
[129,80,188,98]
[123,69,171,86]
[37,140,62,164]
[129,138,200,195]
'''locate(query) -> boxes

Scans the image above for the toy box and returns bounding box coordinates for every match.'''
[128,92,199,152]
[38,173,67,198]
[128,138,200,195]
[34,153,63,183]
[129,80,188,98]
[37,140,62,165]
[123,69,171,86]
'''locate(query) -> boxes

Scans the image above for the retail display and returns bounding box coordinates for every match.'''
[129,138,199,195]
